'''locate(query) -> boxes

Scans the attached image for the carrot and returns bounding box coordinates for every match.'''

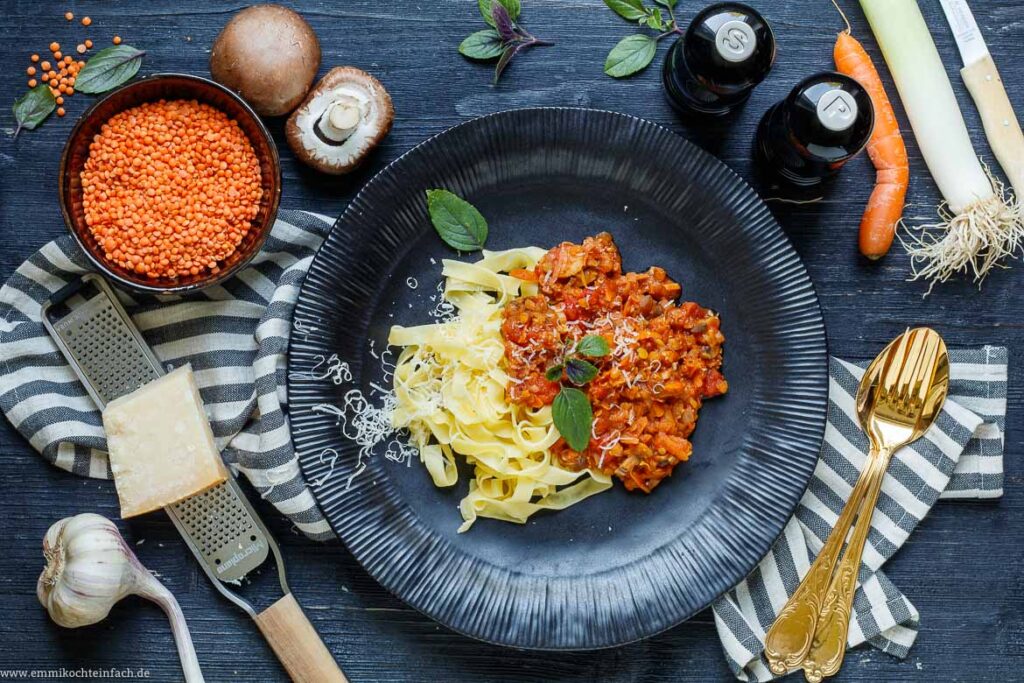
[832,11,909,260]
[509,268,538,282]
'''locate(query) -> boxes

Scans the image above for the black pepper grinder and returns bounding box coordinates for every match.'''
[662,2,776,117]
[754,72,875,199]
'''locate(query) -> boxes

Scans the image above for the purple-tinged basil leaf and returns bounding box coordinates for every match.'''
[491,3,517,42]
[493,43,523,83]
[565,358,599,386]
[479,0,521,27]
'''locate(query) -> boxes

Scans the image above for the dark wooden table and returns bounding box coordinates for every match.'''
[2,1,1021,681]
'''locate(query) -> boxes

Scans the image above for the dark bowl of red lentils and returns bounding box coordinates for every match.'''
[59,73,281,294]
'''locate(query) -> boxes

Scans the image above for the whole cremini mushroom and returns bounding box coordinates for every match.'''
[286,67,394,175]
[209,4,320,117]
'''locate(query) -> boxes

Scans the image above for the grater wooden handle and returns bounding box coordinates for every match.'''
[254,593,348,683]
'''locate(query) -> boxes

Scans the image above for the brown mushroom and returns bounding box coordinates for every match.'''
[209,4,320,117]
[286,67,394,175]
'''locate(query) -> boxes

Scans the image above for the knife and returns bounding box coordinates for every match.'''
[939,0,1024,198]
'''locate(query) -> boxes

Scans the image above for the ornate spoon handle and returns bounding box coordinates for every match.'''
[763,447,878,676]
[801,446,893,683]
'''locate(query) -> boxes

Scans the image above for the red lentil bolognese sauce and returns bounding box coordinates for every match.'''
[501,232,727,493]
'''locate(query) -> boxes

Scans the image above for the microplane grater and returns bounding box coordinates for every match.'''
[43,275,349,682]
[41,274,283,603]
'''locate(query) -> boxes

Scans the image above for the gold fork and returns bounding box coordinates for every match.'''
[801,329,949,682]
[763,329,949,676]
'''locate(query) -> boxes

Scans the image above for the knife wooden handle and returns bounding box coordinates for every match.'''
[961,54,1024,198]
[254,593,348,683]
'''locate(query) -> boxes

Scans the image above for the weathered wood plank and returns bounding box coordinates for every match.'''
[0,1,1021,681]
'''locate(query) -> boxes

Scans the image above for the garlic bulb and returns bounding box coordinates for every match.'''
[38,514,205,683]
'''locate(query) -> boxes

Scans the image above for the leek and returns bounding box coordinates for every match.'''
[860,0,1023,289]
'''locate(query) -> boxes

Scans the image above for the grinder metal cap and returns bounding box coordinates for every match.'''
[684,2,776,87]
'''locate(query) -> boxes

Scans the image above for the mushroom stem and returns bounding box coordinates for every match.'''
[316,96,365,144]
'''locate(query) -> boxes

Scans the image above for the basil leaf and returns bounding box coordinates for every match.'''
[494,43,522,83]
[426,189,488,251]
[575,334,610,358]
[12,85,56,136]
[545,364,564,382]
[75,45,146,94]
[654,0,676,8]
[479,0,520,27]
[565,358,599,386]
[646,8,666,30]
[603,0,647,21]
[552,387,593,452]
[604,34,657,78]
[459,30,505,60]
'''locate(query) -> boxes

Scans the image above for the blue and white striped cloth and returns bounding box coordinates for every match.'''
[0,210,336,541]
[713,351,1008,681]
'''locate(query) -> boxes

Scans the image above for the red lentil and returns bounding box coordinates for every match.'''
[81,99,263,280]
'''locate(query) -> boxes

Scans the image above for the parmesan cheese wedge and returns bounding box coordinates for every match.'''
[102,365,227,518]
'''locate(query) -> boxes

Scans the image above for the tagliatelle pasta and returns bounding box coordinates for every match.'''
[388,247,612,532]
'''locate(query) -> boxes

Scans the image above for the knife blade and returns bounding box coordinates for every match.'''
[938,0,1024,198]
[939,0,988,66]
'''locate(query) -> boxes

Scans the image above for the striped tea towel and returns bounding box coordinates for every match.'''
[0,210,335,541]
[713,350,1008,682]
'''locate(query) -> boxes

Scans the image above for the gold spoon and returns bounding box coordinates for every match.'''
[764,329,949,675]
[801,328,948,681]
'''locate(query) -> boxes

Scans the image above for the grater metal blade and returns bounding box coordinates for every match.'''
[42,273,271,589]
[42,274,348,682]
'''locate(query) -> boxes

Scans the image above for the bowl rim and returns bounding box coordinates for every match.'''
[58,72,282,295]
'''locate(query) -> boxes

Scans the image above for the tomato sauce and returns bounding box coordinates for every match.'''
[501,233,727,493]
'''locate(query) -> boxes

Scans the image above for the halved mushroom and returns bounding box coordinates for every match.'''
[285,67,394,175]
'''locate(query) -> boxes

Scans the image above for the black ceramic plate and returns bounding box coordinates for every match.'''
[289,108,828,650]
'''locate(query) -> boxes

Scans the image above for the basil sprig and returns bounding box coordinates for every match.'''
[12,85,56,137]
[547,334,611,452]
[458,0,552,83]
[603,0,683,78]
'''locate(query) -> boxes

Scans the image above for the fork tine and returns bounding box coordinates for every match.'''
[881,329,913,395]
[914,333,941,407]
[896,329,928,404]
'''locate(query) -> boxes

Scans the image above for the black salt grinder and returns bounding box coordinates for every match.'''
[662,2,776,117]
[753,71,875,199]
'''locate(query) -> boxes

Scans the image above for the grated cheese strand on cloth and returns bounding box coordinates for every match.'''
[388,247,612,532]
